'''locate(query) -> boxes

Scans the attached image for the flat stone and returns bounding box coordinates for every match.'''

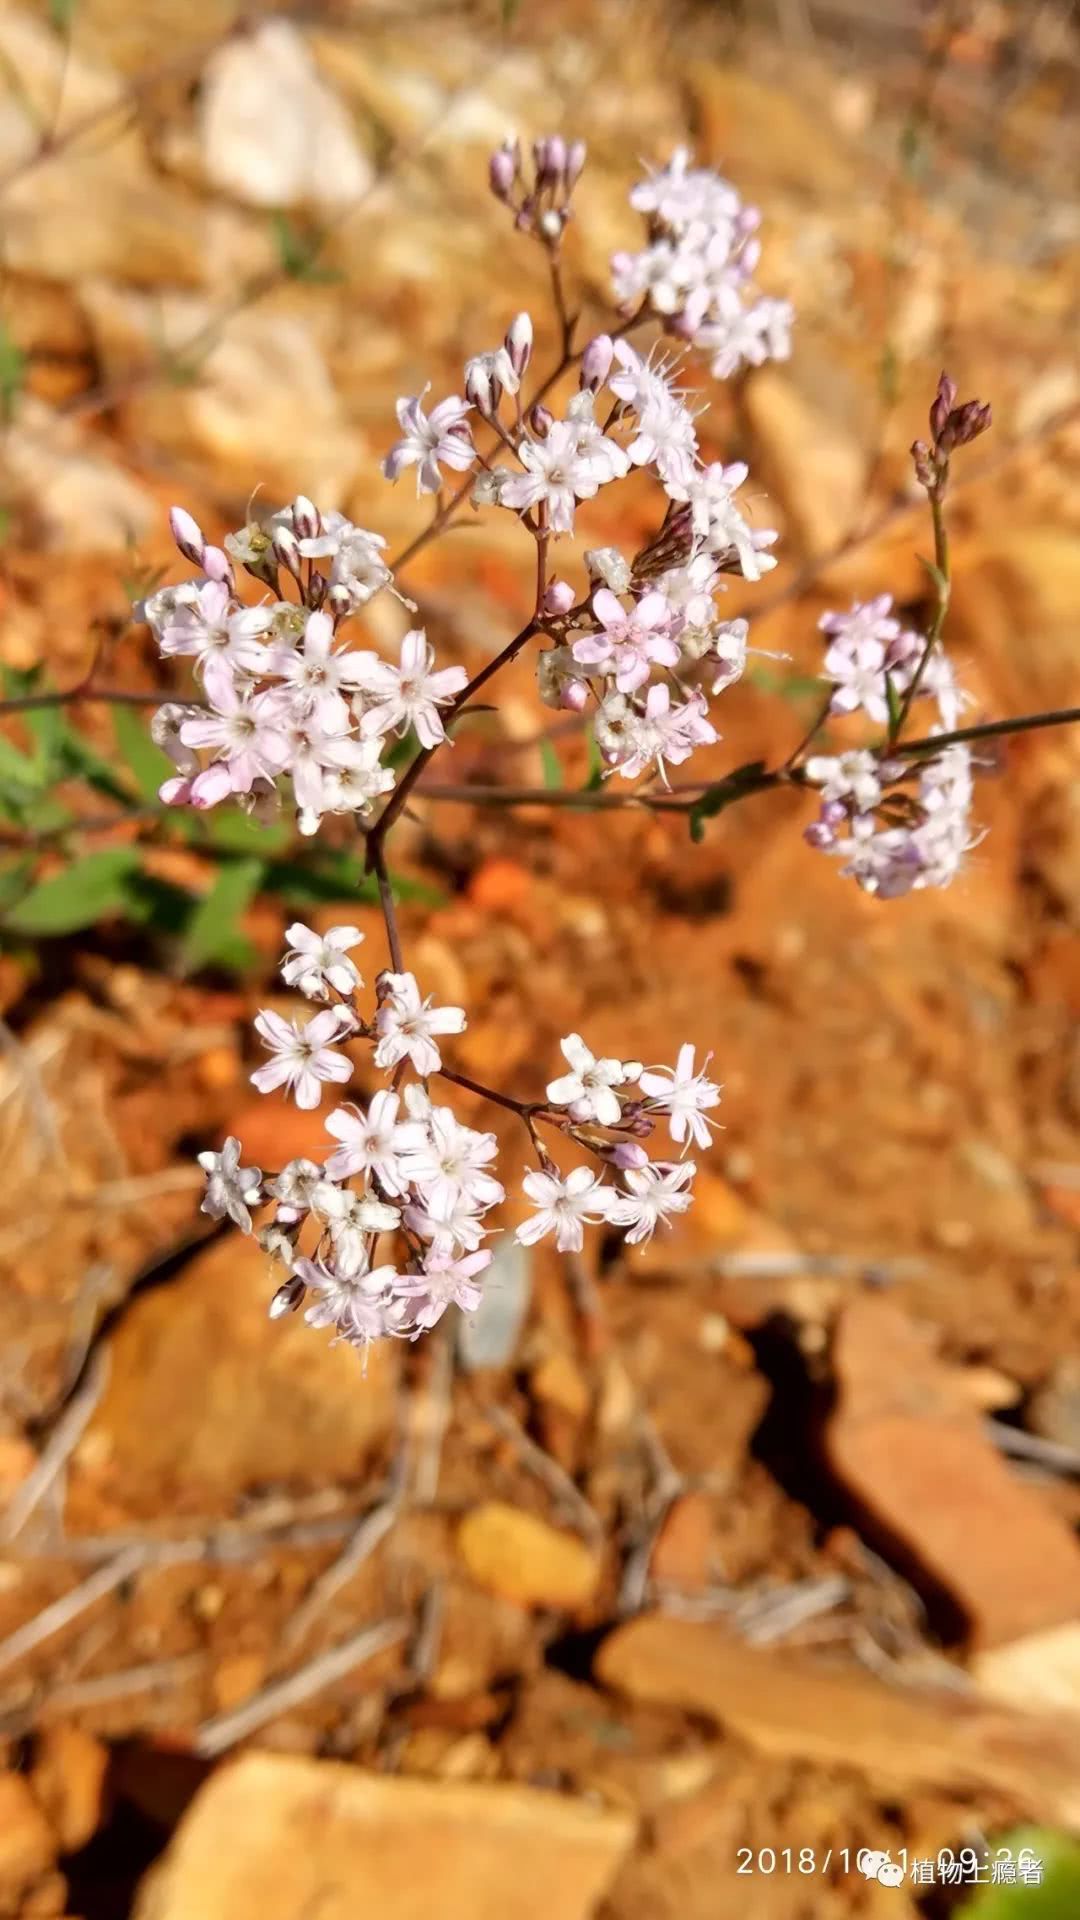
[458,1504,601,1611]
[66,1234,396,1526]
[825,1297,1080,1647]
[133,1753,635,1920]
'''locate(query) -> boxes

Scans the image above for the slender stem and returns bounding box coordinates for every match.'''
[893,705,1080,756]
[415,781,690,811]
[368,838,404,973]
[435,1063,535,1117]
[890,486,950,741]
[548,252,574,359]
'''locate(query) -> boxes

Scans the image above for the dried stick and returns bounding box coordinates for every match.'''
[0,1545,143,1678]
[1,1348,109,1545]
[192,1616,407,1759]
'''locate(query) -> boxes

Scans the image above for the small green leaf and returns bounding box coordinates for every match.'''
[884,672,904,734]
[181,857,264,974]
[582,729,604,792]
[539,739,563,790]
[202,807,290,856]
[919,554,948,596]
[57,731,134,806]
[0,733,45,792]
[0,321,26,424]
[2,847,141,936]
[270,212,342,285]
[112,703,172,801]
[0,856,34,915]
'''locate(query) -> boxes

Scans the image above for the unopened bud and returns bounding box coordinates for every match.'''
[609,1140,648,1170]
[543,579,575,616]
[268,1274,306,1319]
[273,524,302,577]
[505,311,533,379]
[565,139,586,189]
[579,333,614,393]
[292,494,320,541]
[929,371,959,444]
[489,141,517,201]
[910,438,935,490]
[464,357,495,414]
[327,582,354,620]
[538,207,565,244]
[169,505,205,566]
[560,678,589,712]
[529,403,553,439]
[306,570,328,611]
[804,821,836,850]
[202,545,233,585]
[941,397,992,451]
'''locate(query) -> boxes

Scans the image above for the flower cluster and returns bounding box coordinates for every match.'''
[611,147,793,379]
[144,501,469,835]
[198,923,722,1352]
[803,592,978,896]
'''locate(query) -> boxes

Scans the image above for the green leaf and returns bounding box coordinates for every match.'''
[112,703,172,801]
[270,212,342,285]
[264,852,444,911]
[582,729,604,792]
[2,847,141,935]
[0,321,25,424]
[688,760,770,844]
[49,0,78,29]
[962,1829,1080,1919]
[539,739,563,790]
[56,731,134,806]
[919,554,948,597]
[0,733,46,793]
[0,856,34,915]
[884,672,904,735]
[202,807,290,856]
[181,857,264,974]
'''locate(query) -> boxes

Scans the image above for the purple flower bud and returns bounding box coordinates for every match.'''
[543,579,575,615]
[910,438,935,490]
[489,142,517,201]
[609,1140,648,1170]
[464,360,495,413]
[273,524,302,578]
[306,570,327,611]
[930,371,959,444]
[292,495,320,541]
[804,821,836,850]
[529,403,553,439]
[579,333,614,393]
[819,800,848,829]
[169,505,205,566]
[202,545,233,585]
[268,1274,307,1319]
[943,398,992,450]
[505,311,533,378]
[327,583,353,620]
[565,140,586,188]
[560,679,589,712]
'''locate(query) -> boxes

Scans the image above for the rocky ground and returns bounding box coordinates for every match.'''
[1,1,1080,1916]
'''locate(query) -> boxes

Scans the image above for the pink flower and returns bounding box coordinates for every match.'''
[572,589,681,694]
[382,390,475,496]
[638,1043,721,1150]
[270,609,377,730]
[499,413,627,535]
[356,629,468,751]
[606,1159,696,1245]
[324,1089,417,1194]
[179,668,290,802]
[545,1033,642,1126]
[157,579,272,676]
[397,1248,492,1331]
[374,972,466,1078]
[250,1007,355,1110]
[515,1164,614,1252]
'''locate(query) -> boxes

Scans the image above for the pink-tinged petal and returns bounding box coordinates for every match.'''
[571,634,613,666]
[303,610,333,661]
[159,775,193,806]
[592,589,625,629]
[294,1069,322,1110]
[190,763,233,808]
[251,1057,293,1094]
[202,656,240,711]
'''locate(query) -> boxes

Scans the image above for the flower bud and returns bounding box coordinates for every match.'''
[538,207,565,244]
[169,505,205,566]
[585,547,631,593]
[564,140,586,189]
[505,311,533,379]
[560,678,589,712]
[464,357,495,414]
[489,141,517,201]
[579,333,614,393]
[929,371,959,444]
[327,583,354,620]
[273,524,302,577]
[804,821,836,850]
[542,579,575,615]
[529,403,553,439]
[268,1273,307,1319]
[609,1140,648,1170]
[202,545,233,585]
[292,494,320,541]
[306,569,328,611]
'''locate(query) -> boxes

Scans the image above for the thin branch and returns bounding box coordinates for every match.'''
[282,1497,401,1650]
[0,686,165,715]
[0,1348,109,1546]
[192,1616,407,1759]
[0,1545,144,1678]
[480,1400,602,1542]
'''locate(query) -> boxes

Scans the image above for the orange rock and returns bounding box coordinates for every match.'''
[30,1725,109,1855]
[531,1350,591,1421]
[0,1774,56,1901]
[458,1504,600,1611]
[468,858,533,915]
[826,1297,1080,1647]
[650,1494,713,1594]
[131,1754,635,1920]
[221,1097,332,1169]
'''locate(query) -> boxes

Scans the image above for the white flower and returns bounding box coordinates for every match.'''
[324,1090,417,1195]
[499,416,627,536]
[639,1043,721,1150]
[398,1104,504,1215]
[198,1136,262,1232]
[607,1159,696,1245]
[310,1183,401,1275]
[515,1164,615,1253]
[280,922,363,1000]
[374,972,466,1078]
[250,1007,355,1109]
[804,750,883,814]
[267,1156,326,1222]
[397,1248,492,1331]
[269,609,375,730]
[296,1257,408,1346]
[157,579,272,677]
[355,629,468,752]
[546,1033,642,1126]
[404,1190,489,1255]
[382,390,475,496]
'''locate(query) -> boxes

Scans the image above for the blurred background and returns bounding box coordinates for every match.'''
[0,0,1079,1914]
